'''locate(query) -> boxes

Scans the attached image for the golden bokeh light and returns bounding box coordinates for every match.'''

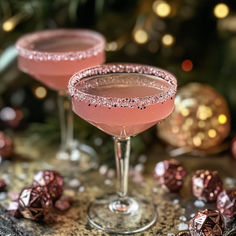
[218,114,227,124]
[133,29,149,44]
[214,3,229,19]
[208,129,217,138]
[197,105,212,120]
[35,86,47,99]
[153,1,171,18]
[2,20,14,32]
[162,34,175,46]
[193,136,202,147]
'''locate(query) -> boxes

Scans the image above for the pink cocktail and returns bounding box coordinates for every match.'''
[16,29,105,170]
[68,64,177,234]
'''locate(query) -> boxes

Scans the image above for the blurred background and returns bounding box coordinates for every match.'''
[0,0,236,162]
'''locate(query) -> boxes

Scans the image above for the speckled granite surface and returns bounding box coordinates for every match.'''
[0,136,236,235]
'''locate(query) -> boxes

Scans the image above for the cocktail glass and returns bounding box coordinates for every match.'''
[68,64,177,234]
[16,29,106,171]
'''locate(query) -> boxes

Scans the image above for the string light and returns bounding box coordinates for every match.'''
[181,59,193,72]
[161,34,175,46]
[153,1,171,18]
[34,86,47,99]
[133,29,149,44]
[214,3,229,19]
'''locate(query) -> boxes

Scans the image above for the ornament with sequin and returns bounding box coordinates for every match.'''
[192,170,223,202]
[189,209,225,236]
[18,186,52,221]
[217,189,236,218]
[154,159,186,192]
[32,170,64,201]
[0,132,14,160]
[158,83,230,151]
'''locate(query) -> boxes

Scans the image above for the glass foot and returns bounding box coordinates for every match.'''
[87,194,157,234]
[56,140,98,172]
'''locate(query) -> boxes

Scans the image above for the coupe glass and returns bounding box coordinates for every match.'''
[68,64,177,234]
[16,29,106,171]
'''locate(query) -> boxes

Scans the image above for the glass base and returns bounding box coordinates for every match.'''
[56,140,98,172]
[87,194,157,234]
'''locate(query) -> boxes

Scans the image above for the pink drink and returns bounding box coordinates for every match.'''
[16,30,105,91]
[70,71,175,138]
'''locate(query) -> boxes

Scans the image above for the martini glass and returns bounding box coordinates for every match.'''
[16,29,106,171]
[68,64,177,234]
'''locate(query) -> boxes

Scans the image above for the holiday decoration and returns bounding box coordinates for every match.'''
[154,159,186,192]
[18,186,52,221]
[0,179,6,192]
[8,201,21,218]
[231,137,236,160]
[0,132,14,159]
[0,107,24,129]
[32,170,64,201]
[158,83,230,151]
[217,189,236,218]
[189,209,225,236]
[192,170,223,202]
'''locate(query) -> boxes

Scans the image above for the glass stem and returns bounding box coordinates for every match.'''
[57,90,74,151]
[114,137,130,199]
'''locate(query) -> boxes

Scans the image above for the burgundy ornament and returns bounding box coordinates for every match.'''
[8,201,21,218]
[0,179,6,192]
[32,170,64,201]
[231,137,236,159]
[55,199,71,212]
[18,186,52,221]
[0,132,14,159]
[192,170,223,202]
[189,209,225,236]
[217,189,236,218]
[154,159,186,192]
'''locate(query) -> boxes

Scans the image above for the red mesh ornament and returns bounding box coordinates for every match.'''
[32,170,64,201]
[154,159,186,192]
[217,189,236,218]
[192,170,223,202]
[189,209,225,236]
[18,186,52,221]
[0,132,14,159]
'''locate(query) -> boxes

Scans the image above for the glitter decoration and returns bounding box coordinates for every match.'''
[189,209,225,236]
[154,159,186,192]
[32,170,64,201]
[158,83,230,151]
[192,170,223,202]
[18,186,52,221]
[217,189,236,218]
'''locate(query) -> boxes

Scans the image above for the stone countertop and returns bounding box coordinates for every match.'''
[0,136,236,236]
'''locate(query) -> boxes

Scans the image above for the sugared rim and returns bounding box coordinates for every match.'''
[68,63,177,108]
[15,29,106,61]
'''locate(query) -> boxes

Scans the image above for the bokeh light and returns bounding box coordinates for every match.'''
[208,129,217,138]
[214,3,229,19]
[161,34,175,46]
[218,114,227,124]
[2,20,14,32]
[153,1,171,18]
[133,29,149,44]
[34,86,47,99]
[181,59,193,72]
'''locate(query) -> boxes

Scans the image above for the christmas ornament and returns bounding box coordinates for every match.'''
[0,132,14,159]
[8,201,21,218]
[18,186,52,221]
[32,170,64,201]
[154,159,186,192]
[189,209,225,236]
[0,107,24,129]
[158,83,230,151]
[231,137,236,159]
[0,179,6,192]
[55,199,71,212]
[217,189,236,218]
[192,170,223,202]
